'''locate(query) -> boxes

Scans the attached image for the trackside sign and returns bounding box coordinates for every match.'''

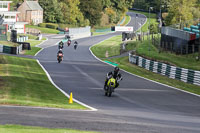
[115,26,133,32]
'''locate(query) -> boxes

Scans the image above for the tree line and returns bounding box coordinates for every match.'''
[39,0,134,27]
[133,0,200,26]
[7,0,200,28]
[6,0,134,27]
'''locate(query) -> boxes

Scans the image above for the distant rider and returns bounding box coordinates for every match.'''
[74,41,78,50]
[104,67,122,90]
[67,39,71,46]
[57,49,63,60]
[58,41,64,49]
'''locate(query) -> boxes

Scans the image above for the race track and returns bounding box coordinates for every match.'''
[0,12,200,133]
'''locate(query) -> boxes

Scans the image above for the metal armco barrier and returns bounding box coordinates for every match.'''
[129,53,200,86]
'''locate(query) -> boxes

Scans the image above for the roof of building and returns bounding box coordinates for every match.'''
[26,1,43,11]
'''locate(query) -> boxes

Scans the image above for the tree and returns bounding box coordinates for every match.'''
[101,0,111,9]
[165,0,197,26]
[39,0,63,23]
[79,0,103,27]
[150,24,158,34]
[58,0,89,26]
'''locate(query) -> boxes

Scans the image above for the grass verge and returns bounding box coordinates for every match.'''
[90,36,200,95]
[26,25,59,34]
[0,41,20,47]
[0,55,87,109]
[90,35,122,58]
[126,38,200,71]
[0,125,100,133]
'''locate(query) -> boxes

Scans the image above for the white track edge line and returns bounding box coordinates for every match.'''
[34,48,44,56]
[36,60,98,111]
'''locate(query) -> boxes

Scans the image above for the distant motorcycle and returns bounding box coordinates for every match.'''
[57,53,63,63]
[67,40,71,46]
[58,41,64,49]
[104,77,116,97]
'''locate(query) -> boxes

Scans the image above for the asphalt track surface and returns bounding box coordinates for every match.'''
[1,12,200,133]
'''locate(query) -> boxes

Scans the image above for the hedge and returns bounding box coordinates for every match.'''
[38,23,58,29]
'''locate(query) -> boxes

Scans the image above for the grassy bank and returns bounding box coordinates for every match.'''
[90,35,122,58]
[0,41,20,47]
[26,25,59,34]
[90,36,200,95]
[0,55,86,109]
[0,125,100,133]
[126,39,200,71]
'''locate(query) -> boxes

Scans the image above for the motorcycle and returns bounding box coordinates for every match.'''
[67,40,71,46]
[57,53,63,63]
[104,77,116,97]
[58,41,64,49]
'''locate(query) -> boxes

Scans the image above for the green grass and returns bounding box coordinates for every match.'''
[126,39,200,71]
[0,55,87,109]
[130,10,159,32]
[0,125,100,133]
[90,35,122,58]
[6,32,38,41]
[18,34,38,40]
[26,25,59,34]
[91,35,200,95]
[0,41,20,47]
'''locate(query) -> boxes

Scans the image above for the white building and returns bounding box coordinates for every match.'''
[0,1,27,34]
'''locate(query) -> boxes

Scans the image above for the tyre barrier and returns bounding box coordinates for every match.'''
[0,44,23,55]
[129,53,200,86]
[17,42,31,50]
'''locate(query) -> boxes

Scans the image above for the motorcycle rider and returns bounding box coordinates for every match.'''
[104,66,122,90]
[58,41,64,49]
[74,41,78,50]
[57,49,63,60]
[67,39,71,46]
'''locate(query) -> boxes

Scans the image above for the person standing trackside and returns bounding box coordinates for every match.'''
[74,41,78,50]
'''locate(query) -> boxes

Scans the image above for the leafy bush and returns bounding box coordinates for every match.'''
[46,23,58,29]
